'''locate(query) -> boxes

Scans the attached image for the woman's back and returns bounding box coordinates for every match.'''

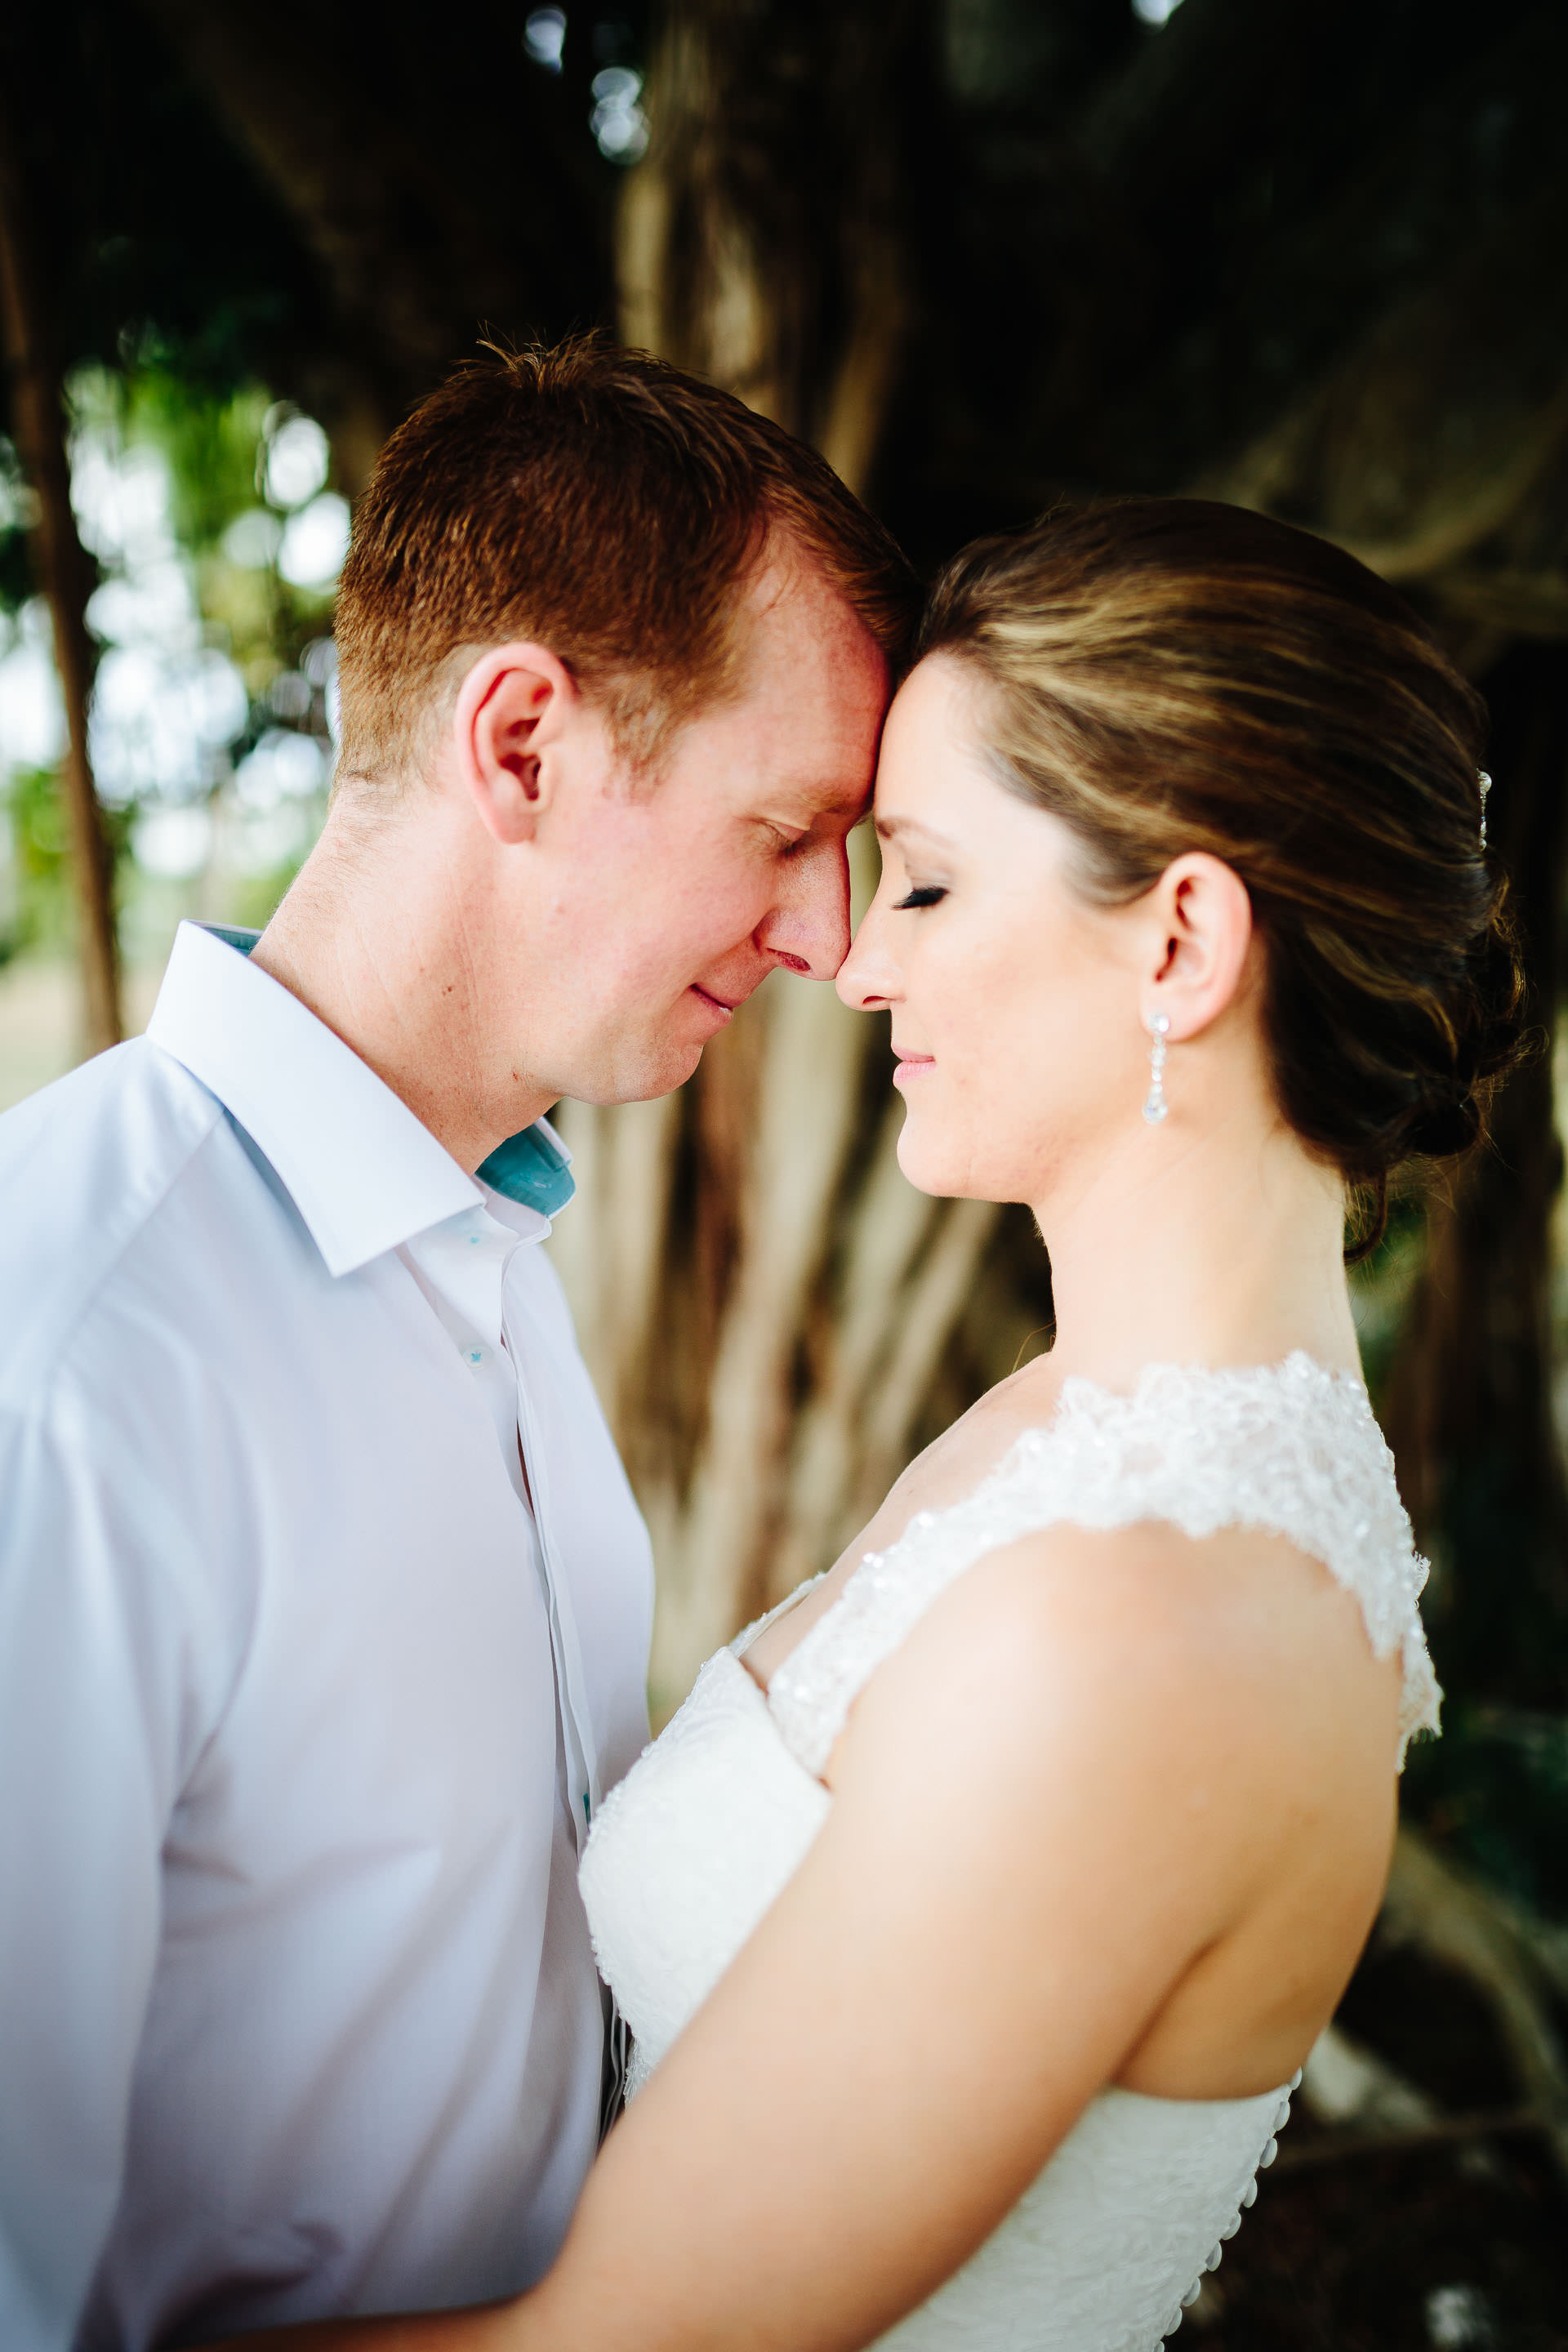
[581,1355,1431,2348]
[741,1348,1406,2103]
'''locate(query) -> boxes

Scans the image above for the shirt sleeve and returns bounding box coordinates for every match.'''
[0,1389,206,2350]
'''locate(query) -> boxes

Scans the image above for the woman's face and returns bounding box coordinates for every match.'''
[837,655,1155,1209]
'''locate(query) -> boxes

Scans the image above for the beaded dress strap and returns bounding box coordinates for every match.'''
[766,1353,1440,1780]
[729,1570,831,1662]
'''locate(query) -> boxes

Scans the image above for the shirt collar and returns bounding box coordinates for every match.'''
[146,922,574,1277]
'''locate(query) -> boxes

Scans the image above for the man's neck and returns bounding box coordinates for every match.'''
[251,796,554,1173]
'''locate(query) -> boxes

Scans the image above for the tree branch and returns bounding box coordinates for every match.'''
[0,88,121,1056]
[1380,1826,1568,2183]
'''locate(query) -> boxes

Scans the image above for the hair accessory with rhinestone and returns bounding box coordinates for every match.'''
[1478,769,1492,850]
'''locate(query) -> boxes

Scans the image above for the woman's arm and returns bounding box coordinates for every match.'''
[210,1521,1382,2352]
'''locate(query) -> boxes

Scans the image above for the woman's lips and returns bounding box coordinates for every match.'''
[892,1049,935,1088]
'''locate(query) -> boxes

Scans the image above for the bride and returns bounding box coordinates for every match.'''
[214,497,1518,2352]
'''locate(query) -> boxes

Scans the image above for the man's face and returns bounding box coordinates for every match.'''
[504,550,892,1106]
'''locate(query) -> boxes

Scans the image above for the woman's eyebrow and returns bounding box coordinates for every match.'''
[875,813,957,849]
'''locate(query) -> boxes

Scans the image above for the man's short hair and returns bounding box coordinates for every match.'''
[333,338,920,783]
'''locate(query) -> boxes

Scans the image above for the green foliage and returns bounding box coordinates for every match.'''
[115,362,273,558]
[0,762,133,964]
[0,436,35,614]
[2,364,337,970]
[1405,1704,1568,1920]
[1349,1191,1428,1409]
[0,766,69,960]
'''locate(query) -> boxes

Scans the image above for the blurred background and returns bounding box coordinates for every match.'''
[2,0,1567,2341]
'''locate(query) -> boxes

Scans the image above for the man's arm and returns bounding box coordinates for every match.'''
[0,1396,189,2350]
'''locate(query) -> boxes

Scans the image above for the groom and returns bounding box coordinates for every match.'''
[0,341,913,2350]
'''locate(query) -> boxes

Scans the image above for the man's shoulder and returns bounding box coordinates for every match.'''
[0,1038,228,1410]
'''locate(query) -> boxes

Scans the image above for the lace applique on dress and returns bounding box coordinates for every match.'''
[768,1352,1439,1780]
[728,1570,829,1661]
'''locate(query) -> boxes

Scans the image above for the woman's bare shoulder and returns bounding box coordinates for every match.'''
[744,1359,1065,1688]
[862,1356,1066,1543]
[837,1513,1405,1825]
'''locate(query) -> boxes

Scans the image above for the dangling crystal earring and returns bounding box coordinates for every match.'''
[1143,1013,1170,1125]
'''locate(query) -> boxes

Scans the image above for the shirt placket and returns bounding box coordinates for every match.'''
[507,1310,602,1856]
[399,1209,600,1849]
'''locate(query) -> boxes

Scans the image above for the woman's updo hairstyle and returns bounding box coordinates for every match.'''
[919,498,1524,1239]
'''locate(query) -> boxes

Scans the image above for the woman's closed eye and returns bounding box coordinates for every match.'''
[893,885,948,911]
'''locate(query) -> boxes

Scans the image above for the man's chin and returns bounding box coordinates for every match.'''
[645,1041,707,1100]
[574,1036,708,1111]
[568,990,744,1109]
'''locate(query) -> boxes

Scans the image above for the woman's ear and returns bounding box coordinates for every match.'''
[1143,853,1254,1041]
[452,642,578,845]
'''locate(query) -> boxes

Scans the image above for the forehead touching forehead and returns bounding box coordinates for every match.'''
[662,535,892,826]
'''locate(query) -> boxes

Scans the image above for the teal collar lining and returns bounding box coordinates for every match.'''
[203,927,576,1219]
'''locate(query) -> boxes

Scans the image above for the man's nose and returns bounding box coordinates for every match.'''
[758,836,852,982]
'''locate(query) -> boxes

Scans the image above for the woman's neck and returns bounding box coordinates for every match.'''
[1031,1108,1362,1392]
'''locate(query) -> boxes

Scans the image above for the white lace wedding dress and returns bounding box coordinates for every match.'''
[579,1355,1439,2350]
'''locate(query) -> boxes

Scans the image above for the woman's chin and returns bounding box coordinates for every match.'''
[894,1117,984,1203]
[894,1104,1041,1208]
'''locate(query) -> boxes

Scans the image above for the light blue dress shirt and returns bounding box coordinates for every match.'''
[0,921,653,2350]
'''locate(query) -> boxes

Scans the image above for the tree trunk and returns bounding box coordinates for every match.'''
[549,0,1008,1719]
[0,96,122,1056]
[1382,642,1568,1708]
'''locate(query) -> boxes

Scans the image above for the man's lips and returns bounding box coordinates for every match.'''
[689,983,737,1024]
[892,1047,935,1087]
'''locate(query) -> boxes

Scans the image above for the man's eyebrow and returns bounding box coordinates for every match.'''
[796,780,874,829]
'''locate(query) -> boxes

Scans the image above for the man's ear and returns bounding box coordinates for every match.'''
[452,643,579,846]
[1143,853,1254,1041]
